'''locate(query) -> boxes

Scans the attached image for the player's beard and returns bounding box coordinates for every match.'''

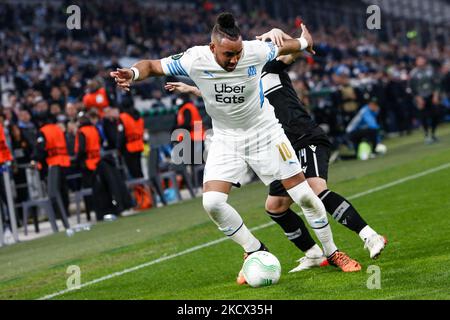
[225,63,236,72]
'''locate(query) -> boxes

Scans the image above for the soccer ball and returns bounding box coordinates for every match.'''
[242,251,281,288]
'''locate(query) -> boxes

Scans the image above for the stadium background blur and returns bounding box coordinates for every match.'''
[0,0,449,238]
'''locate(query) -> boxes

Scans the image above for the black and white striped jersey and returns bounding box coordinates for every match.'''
[261,59,330,149]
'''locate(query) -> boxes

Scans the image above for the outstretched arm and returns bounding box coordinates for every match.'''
[165,82,202,97]
[110,60,165,92]
[257,24,315,57]
[257,29,303,65]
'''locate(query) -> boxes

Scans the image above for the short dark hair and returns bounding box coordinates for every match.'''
[212,12,241,41]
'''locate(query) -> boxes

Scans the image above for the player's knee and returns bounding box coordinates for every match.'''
[287,181,326,215]
[265,196,291,213]
[202,191,228,215]
[306,178,328,196]
[286,181,312,206]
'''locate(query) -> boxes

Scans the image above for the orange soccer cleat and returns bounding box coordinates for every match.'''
[327,251,362,272]
[236,252,249,285]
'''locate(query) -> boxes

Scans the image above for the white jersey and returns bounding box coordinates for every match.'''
[160,40,281,137]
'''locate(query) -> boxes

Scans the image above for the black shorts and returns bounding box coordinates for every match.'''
[269,143,330,197]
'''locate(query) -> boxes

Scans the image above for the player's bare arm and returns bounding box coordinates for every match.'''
[110,60,165,91]
[165,82,202,97]
[257,24,315,57]
[257,29,303,65]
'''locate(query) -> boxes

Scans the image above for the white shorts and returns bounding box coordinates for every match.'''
[203,127,303,186]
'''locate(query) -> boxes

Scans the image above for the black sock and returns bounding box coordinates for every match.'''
[319,189,367,234]
[247,241,269,255]
[267,208,316,252]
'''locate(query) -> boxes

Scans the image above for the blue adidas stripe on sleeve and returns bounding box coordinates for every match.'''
[167,63,176,76]
[167,60,188,77]
[266,42,277,62]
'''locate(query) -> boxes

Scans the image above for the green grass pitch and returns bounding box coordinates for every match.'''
[1,125,449,300]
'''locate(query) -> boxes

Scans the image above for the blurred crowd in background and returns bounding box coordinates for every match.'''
[1,0,449,139]
[0,0,449,232]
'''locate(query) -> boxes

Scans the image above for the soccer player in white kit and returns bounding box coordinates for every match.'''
[111,13,361,283]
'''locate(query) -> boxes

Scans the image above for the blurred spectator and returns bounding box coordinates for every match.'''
[175,94,205,165]
[409,56,442,143]
[49,103,62,118]
[439,62,450,119]
[82,79,110,118]
[102,107,120,150]
[346,98,382,157]
[0,115,13,165]
[118,103,144,179]
[65,102,79,122]
[74,112,102,221]
[9,123,33,226]
[150,90,166,109]
[0,117,14,230]
[31,99,49,126]
[67,74,84,101]
[17,108,37,143]
[65,119,78,157]
[32,114,71,229]
[9,124,33,167]
[441,62,450,97]
[2,106,17,125]
[49,86,65,108]
[384,68,415,134]
[332,65,363,131]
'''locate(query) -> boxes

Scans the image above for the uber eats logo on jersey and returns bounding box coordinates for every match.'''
[214,84,245,104]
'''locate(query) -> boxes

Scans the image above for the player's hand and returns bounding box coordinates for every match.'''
[165,82,192,94]
[110,68,133,92]
[256,28,288,47]
[300,24,315,55]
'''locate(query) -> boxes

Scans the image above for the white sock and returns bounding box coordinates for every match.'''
[230,224,262,253]
[286,181,338,257]
[203,191,261,252]
[305,244,323,258]
[314,225,337,257]
[359,225,377,242]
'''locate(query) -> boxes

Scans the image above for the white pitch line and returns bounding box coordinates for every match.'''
[346,162,450,201]
[38,221,275,300]
[39,162,450,300]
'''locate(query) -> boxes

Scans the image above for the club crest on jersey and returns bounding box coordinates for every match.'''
[171,52,184,60]
[247,66,257,77]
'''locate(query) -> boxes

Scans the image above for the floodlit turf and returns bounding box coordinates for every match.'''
[1,125,450,300]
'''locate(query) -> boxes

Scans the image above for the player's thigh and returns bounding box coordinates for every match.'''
[203,180,233,193]
[248,131,303,186]
[297,144,330,182]
[203,137,247,188]
[306,177,328,195]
